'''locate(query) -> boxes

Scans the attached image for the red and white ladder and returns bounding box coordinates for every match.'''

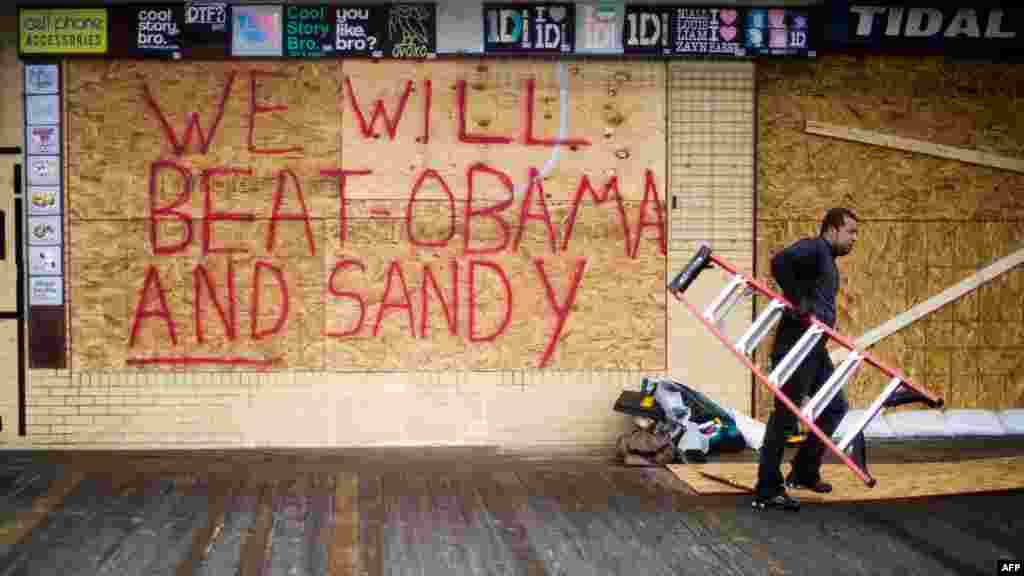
[668,244,944,487]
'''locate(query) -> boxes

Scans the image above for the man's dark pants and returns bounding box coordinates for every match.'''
[755,327,865,499]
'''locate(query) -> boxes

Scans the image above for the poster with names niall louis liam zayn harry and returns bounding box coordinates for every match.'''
[672,7,745,56]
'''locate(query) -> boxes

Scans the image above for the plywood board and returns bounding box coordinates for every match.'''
[668,456,1024,502]
[64,58,668,371]
[756,55,1024,414]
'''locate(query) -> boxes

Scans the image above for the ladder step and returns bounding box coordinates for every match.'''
[717,285,753,331]
[701,275,748,325]
[836,377,903,452]
[767,325,825,388]
[735,299,787,356]
[801,350,864,422]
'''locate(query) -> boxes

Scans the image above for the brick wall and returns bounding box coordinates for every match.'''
[15,369,672,449]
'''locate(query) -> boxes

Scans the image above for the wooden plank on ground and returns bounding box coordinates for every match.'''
[177,479,230,576]
[328,472,358,576]
[264,475,328,576]
[473,469,549,575]
[357,473,384,576]
[668,456,1024,502]
[196,478,260,576]
[238,483,275,576]
[597,467,755,576]
[380,470,421,576]
[534,467,675,576]
[94,477,208,575]
[805,120,1024,174]
[0,468,85,546]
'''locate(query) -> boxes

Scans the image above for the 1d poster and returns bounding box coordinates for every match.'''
[484,2,575,53]
[671,7,745,56]
[744,8,812,56]
[575,1,624,54]
[623,5,671,54]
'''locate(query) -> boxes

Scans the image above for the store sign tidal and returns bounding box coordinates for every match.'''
[826,3,1021,55]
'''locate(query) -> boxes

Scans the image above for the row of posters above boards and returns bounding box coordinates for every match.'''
[17,3,813,60]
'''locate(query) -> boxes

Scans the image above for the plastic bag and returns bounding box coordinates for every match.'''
[646,377,747,454]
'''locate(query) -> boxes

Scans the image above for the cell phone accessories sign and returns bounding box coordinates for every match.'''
[19,8,109,55]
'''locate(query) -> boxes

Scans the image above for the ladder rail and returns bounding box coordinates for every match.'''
[671,289,877,487]
[703,253,942,409]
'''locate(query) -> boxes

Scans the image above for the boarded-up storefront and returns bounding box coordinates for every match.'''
[756,54,1024,418]
[5,53,756,448]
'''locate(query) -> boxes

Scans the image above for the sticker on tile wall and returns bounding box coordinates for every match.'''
[28,245,63,276]
[28,124,60,155]
[30,276,63,306]
[26,94,60,125]
[28,186,61,215]
[25,64,60,94]
[27,156,60,186]
[28,215,62,246]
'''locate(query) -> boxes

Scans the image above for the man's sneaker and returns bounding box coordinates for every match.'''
[751,492,800,511]
[785,474,833,493]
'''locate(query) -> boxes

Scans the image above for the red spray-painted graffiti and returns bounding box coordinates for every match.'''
[129,70,666,369]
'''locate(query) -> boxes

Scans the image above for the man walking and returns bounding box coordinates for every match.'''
[753,207,860,511]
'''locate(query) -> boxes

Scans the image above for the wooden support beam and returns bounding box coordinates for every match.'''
[805,120,1024,174]
[831,246,1024,364]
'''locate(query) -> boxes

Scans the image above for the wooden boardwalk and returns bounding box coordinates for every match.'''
[0,438,1021,575]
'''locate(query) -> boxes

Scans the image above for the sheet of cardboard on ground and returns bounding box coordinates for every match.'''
[668,456,1024,502]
